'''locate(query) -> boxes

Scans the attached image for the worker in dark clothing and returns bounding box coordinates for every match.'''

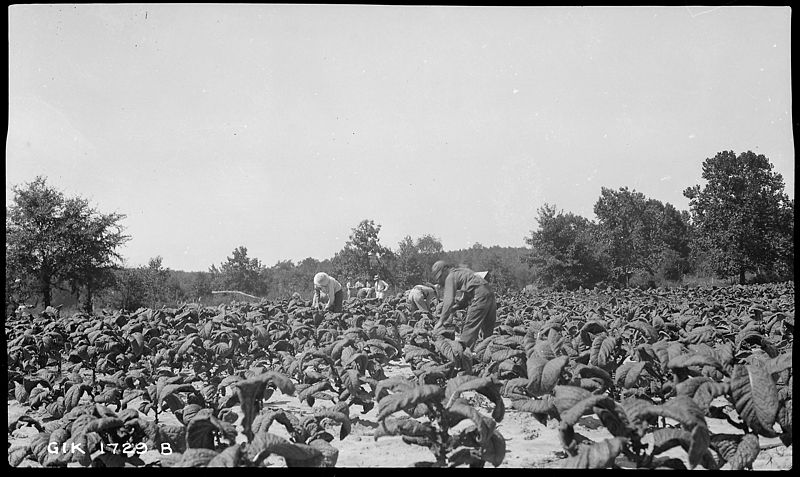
[431,260,497,349]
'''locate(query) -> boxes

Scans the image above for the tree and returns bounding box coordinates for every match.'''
[593,187,692,286]
[111,267,148,311]
[393,234,445,289]
[484,252,514,292]
[683,150,794,284]
[6,176,128,309]
[263,260,295,298]
[211,246,266,296]
[263,257,322,299]
[188,272,213,302]
[142,256,170,308]
[415,234,444,282]
[394,236,425,289]
[593,187,656,285]
[331,219,393,282]
[5,257,37,314]
[417,234,444,255]
[773,199,795,279]
[524,204,607,290]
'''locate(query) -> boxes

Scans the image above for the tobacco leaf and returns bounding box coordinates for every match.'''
[560,437,629,469]
[174,448,219,467]
[373,417,436,441]
[525,354,549,395]
[540,355,569,393]
[314,409,351,440]
[510,395,556,417]
[559,394,615,428]
[687,422,710,469]
[553,385,592,416]
[481,429,506,467]
[615,361,647,389]
[729,363,779,436]
[650,427,691,455]
[692,381,729,413]
[667,353,721,370]
[206,444,242,467]
[589,335,617,368]
[710,433,760,470]
[186,413,230,449]
[65,384,92,412]
[377,384,443,421]
[446,398,496,446]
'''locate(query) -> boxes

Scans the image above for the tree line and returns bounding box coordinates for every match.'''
[6,150,793,314]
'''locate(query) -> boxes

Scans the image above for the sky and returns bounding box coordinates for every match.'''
[7,5,794,272]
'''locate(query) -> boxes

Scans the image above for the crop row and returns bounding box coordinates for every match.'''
[7,282,793,467]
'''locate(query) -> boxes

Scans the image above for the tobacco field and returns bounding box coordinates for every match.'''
[7,282,793,468]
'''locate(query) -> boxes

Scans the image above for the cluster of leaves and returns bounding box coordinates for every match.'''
[7,282,793,468]
[502,284,793,469]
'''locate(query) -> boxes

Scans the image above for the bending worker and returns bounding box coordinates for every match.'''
[431,260,496,349]
[313,272,344,313]
[406,283,438,313]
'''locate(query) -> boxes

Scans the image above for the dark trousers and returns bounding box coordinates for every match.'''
[331,290,344,313]
[459,284,496,348]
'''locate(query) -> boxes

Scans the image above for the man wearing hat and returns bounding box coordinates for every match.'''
[431,260,496,349]
[312,272,344,313]
[374,275,389,300]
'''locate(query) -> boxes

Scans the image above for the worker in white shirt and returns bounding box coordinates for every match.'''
[374,275,389,300]
[345,279,353,300]
[312,272,344,313]
[406,283,438,313]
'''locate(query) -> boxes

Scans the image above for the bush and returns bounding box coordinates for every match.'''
[628,269,656,290]
[656,249,685,282]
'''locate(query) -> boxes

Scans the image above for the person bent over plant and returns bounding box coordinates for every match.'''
[406,283,438,313]
[431,260,496,349]
[312,272,344,313]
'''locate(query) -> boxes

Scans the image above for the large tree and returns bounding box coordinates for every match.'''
[683,150,794,284]
[593,187,692,286]
[6,176,128,309]
[263,257,324,299]
[210,246,266,296]
[393,234,444,289]
[331,219,394,283]
[524,204,607,290]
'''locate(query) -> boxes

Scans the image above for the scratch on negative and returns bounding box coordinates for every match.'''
[685,6,725,18]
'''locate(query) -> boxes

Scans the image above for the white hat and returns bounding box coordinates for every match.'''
[314,272,330,286]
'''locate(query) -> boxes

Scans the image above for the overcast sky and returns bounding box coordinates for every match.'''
[7,5,794,272]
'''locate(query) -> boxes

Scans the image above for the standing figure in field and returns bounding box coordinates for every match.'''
[406,283,438,313]
[431,260,496,349]
[312,272,344,313]
[345,279,353,300]
[374,275,389,300]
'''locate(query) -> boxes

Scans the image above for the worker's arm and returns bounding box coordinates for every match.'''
[435,274,456,328]
[312,287,320,308]
[425,287,438,308]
